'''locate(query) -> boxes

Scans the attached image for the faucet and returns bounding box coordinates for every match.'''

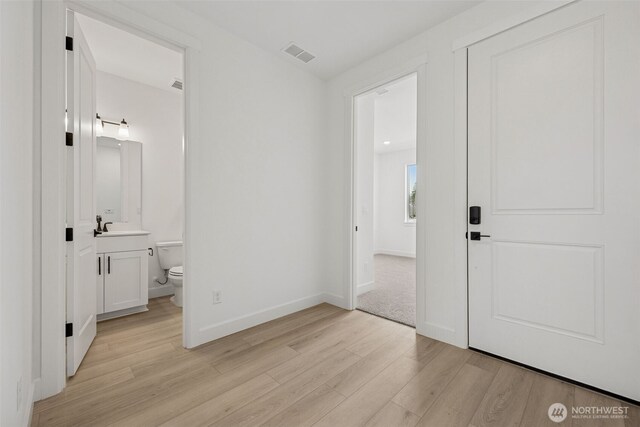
[102,222,113,232]
[96,215,102,231]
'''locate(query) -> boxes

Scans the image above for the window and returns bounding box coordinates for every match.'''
[405,164,417,223]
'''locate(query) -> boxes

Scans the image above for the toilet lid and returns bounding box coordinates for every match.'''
[169,266,183,276]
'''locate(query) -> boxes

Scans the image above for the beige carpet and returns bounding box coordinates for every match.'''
[357,254,416,327]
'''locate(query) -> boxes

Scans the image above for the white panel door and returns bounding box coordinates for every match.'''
[468,1,640,400]
[66,12,98,376]
[104,250,148,313]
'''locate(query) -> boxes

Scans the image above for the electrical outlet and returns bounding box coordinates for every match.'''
[212,290,222,304]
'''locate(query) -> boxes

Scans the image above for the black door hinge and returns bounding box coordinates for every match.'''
[66,132,73,147]
[355,226,358,232]
[65,227,73,242]
[65,323,73,337]
[65,36,73,51]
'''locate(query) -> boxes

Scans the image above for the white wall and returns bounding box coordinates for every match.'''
[374,148,416,258]
[1,0,36,425]
[96,71,183,297]
[326,1,550,346]
[106,1,330,346]
[355,94,375,292]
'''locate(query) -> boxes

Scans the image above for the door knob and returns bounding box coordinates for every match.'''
[469,231,490,241]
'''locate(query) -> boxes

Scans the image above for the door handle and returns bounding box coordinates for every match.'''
[98,257,101,275]
[107,256,111,274]
[469,231,491,241]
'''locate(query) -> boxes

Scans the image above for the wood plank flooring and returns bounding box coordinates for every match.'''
[33,297,639,426]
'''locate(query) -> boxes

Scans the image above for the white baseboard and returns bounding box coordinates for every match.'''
[22,380,35,427]
[356,281,376,295]
[193,293,327,347]
[149,285,174,299]
[32,377,41,403]
[375,249,416,258]
[322,292,348,310]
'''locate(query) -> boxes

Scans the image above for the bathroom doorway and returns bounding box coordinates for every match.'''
[352,74,418,327]
[63,9,186,376]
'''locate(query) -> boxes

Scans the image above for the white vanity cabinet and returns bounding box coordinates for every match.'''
[96,232,149,319]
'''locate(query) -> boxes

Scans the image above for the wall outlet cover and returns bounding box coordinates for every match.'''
[213,290,222,304]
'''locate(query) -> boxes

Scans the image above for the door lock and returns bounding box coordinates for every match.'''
[469,206,481,224]
[469,231,491,241]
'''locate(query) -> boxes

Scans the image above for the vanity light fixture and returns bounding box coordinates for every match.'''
[383,140,391,145]
[118,119,129,139]
[96,114,131,140]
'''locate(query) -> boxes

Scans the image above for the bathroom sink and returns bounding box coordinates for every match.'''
[97,230,150,237]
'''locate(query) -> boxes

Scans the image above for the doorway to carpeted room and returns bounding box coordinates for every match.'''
[357,254,416,327]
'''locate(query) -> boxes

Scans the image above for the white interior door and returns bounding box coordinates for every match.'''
[66,11,98,376]
[468,1,640,400]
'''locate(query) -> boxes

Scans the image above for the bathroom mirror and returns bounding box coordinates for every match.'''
[96,137,142,225]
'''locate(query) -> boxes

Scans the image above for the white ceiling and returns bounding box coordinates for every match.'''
[175,1,481,80]
[372,74,417,154]
[75,14,183,92]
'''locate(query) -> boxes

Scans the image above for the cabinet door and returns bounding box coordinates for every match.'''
[97,254,104,315]
[104,250,148,313]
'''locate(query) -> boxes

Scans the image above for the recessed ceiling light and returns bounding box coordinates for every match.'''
[383,141,391,145]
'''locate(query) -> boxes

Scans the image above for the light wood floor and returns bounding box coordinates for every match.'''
[33,297,639,426]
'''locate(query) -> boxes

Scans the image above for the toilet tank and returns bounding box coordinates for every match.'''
[156,241,183,270]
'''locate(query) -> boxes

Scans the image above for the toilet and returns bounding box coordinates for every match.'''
[156,241,183,307]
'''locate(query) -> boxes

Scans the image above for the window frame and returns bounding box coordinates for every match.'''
[405,163,417,225]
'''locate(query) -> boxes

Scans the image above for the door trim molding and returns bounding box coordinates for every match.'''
[451,0,577,51]
[343,56,426,334]
[39,0,198,400]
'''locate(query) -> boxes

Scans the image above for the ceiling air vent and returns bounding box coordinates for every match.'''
[282,43,316,64]
[170,78,183,90]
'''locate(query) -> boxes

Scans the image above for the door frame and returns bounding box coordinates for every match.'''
[341,0,574,348]
[344,57,427,328]
[38,0,200,400]
[452,0,577,349]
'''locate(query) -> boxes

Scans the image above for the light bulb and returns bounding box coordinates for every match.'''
[118,119,129,139]
[96,114,103,136]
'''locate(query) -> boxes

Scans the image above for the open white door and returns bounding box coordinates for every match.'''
[468,1,640,400]
[65,11,98,376]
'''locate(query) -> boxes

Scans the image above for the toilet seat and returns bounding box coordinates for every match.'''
[169,266,183,277]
